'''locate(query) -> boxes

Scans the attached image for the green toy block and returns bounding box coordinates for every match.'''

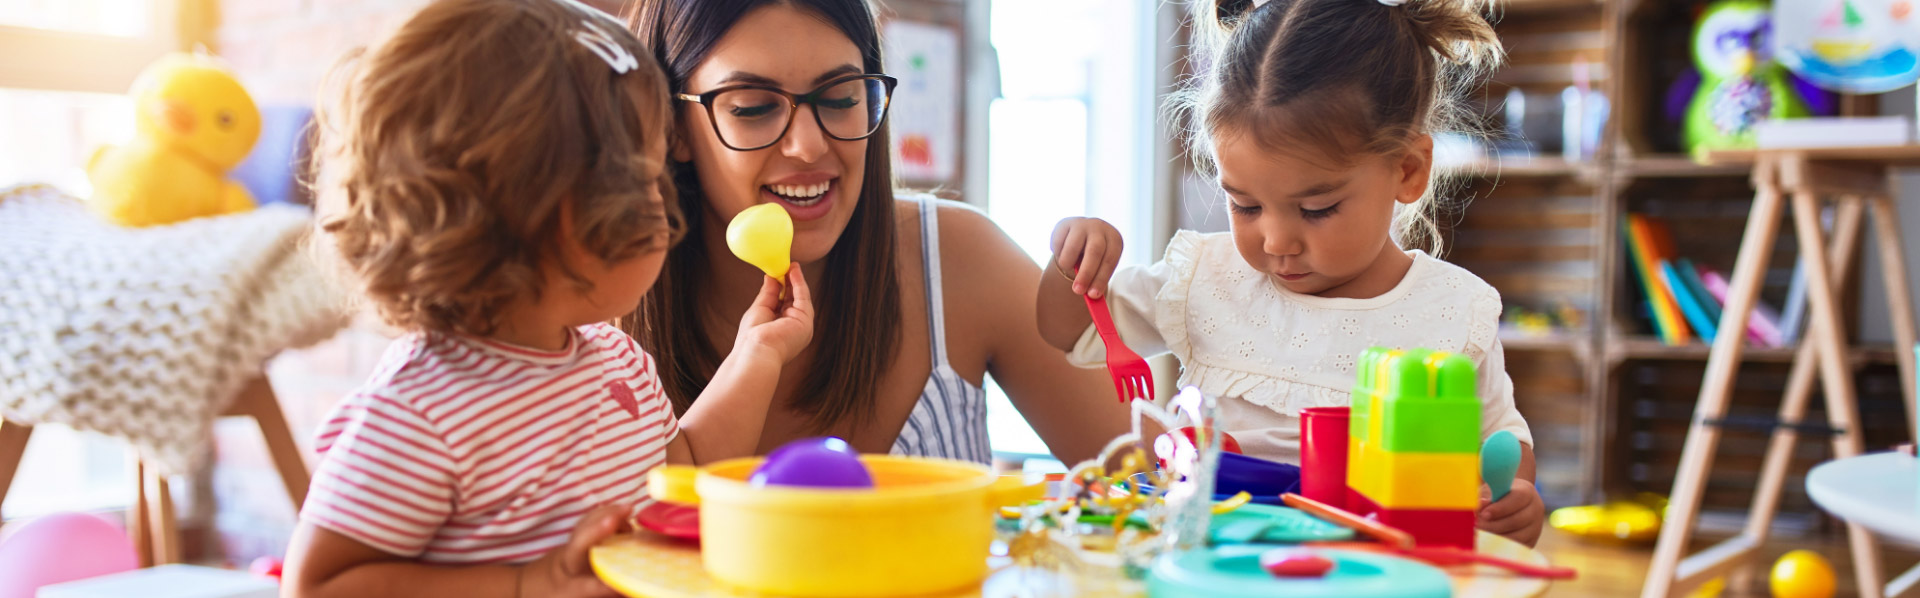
[1379,398,1481,454]
[1419,352,1478,401]
[1379,351,1481,454]
[1349,347,1387,443]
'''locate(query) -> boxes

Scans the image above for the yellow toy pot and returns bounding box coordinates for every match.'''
[648,456,1041,597]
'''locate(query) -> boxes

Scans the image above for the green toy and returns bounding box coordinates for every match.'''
[1683,0,1812,155]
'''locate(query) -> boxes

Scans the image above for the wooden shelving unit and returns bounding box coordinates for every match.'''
[1443,1,1909,512]
[1616,154,1752,178]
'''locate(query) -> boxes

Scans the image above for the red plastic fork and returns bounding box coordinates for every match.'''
[1086,294,1154,403]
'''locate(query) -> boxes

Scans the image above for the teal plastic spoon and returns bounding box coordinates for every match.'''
[1481,430,1521,501]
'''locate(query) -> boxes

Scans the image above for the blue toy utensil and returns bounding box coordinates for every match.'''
[1481,430,1522,501]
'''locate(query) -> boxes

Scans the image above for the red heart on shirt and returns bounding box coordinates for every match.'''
[609,383,638,419]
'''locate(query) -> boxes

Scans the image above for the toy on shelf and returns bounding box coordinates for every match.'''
[1775,0,1920,93]
[1678,0,1815,155]
[1499,300,1586,339]
[1345,348,1483,550]
[87,52,261,227]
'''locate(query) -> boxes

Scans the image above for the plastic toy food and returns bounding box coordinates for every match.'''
[750,437,873,489]
[1260,549,1335,578]
[726,203,793,283]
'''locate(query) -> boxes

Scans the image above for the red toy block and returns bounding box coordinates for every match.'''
[1374,508,1475,550]
[1345,493,1476,550]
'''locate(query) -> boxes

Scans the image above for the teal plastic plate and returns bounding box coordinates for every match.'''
[1147,545,1452,598]
[1208,503,1355,545]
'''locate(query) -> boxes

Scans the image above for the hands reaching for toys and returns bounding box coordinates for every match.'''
[1478,479,1545,548]
[735,265,815,365]
[518,502,630,598]
[1049,217,1125,299]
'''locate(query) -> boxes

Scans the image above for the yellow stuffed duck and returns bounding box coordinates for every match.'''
[87,52,261,227]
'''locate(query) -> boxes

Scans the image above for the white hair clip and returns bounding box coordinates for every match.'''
[573,19,639,75]
[1378,0,1408,5]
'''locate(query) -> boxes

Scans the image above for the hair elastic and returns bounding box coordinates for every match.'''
[572,18,639,74]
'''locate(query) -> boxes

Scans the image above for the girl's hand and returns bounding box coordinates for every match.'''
[1477,479,1545,547]
[518,502,629,598]
[1049,217,1125,299]
[735,265,814,364]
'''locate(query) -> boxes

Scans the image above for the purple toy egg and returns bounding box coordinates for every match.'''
[749,436,874,489]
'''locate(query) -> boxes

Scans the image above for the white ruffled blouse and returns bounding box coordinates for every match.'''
[1067,231,1534,463]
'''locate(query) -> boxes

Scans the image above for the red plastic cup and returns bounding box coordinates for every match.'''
[1300,407,1351,510]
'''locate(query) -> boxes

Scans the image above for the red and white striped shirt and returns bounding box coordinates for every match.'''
[302,323,677,564]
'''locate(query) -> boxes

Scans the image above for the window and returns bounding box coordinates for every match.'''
[0,0,153,37]
[0,88,134,195]
[980,0,1177,463]
[0,0,194,521]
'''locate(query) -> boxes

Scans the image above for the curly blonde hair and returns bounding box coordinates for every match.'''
[313,0,681,336]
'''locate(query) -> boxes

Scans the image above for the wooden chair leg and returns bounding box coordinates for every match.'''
[1790,191,1886,598]
[229,377,310,509]
[0,418,32,518]
[144,465,181,565]
[1643,160,1788,598]
[129,454,153,568]
[1868,194,1920,443]
[1745,199,1865,543]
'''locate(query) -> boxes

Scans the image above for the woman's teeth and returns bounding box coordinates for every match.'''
[768,181,830,203]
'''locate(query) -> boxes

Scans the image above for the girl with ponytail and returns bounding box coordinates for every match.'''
[1036,0,1545,545]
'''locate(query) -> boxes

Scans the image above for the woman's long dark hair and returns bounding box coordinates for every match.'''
[622,0,901,431]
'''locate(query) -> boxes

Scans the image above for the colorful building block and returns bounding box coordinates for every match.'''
[1349,493,1478,550]
[1343,347,1482,549]
[1346,451,1481,511]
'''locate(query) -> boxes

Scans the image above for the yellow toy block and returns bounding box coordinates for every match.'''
[1355,451,1481,511]
[1347,435,1378,497]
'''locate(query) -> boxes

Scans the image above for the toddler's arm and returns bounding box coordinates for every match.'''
[1037,217,1125,351]
[282,502,630,598]
[671,266,814,464]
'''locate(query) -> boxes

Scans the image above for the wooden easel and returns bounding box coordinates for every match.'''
[0,376,311,566]
[1641,146,1920,598]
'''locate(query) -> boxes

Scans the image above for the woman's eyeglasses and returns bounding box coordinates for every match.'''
[677,74,897,152]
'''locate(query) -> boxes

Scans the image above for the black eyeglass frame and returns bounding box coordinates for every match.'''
[676,73,898,152]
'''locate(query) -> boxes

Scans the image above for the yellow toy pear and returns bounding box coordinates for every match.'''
[87,52,261,227]
[727,203,793,282]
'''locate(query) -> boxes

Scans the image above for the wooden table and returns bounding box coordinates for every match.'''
[1807,451,1920,597]
[1643,146,1920,598]
[591,530,1556,598]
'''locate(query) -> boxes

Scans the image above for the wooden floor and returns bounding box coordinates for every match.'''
[1537,527,1920,597]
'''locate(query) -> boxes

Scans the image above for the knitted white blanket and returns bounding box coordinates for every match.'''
[0,184,348,475]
